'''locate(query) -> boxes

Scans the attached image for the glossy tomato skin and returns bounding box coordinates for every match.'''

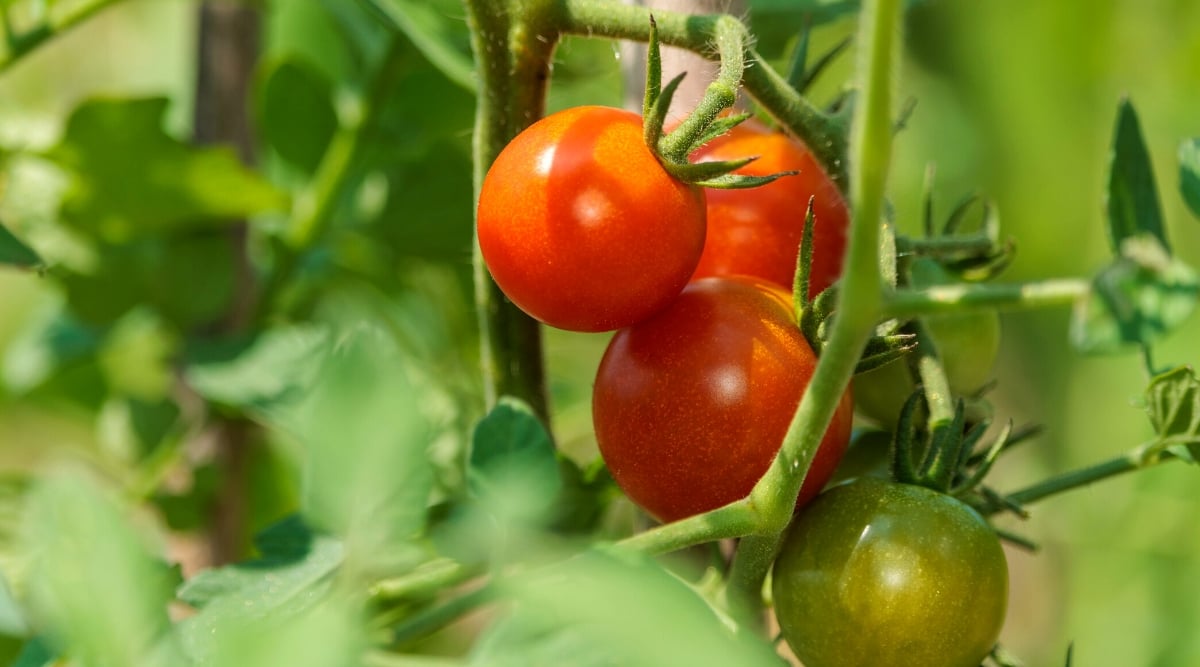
[773,477,1009,667]
[592,276,853,523]
[477,106,707,332]
[690,120,848,298]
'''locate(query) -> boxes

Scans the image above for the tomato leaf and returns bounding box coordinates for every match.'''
[1144,365,1200,463]
[257,58,338,175]
[1105,99,1169,255]
[470,549,781,667]
[45,97,287,242]
[1180,138,1200,219]
[0,222,40,268]
[1070,235,1199,353]
[269,327,432,572]
[177,518,364,666]
[185,325,330,412]
[469,397,562,525]
[10,638,54,667]
[19,472,184,667]
[178,517,343,609]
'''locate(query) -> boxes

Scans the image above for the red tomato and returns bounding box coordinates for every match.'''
[477,106,707,332]
[690,120,848,298]
[592,276,854,522]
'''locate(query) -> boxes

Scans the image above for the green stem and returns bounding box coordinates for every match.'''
[722,534,777,628]
[617,501,759,554]
[0,0,124,73]
[464,0,557,423]
[895,232,996,257]
[883,278,1090,319]
[369,558,476,602]
[986,444,1179,514]
[390,584,496,647]
[553,0,846,187]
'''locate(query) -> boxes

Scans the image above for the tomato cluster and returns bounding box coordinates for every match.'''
[479,107,852,520]
[479,107,1009,665]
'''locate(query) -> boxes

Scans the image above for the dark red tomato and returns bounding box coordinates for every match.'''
[690,120,848,298]
[773,478,1009,667]
[592,276,853,523]
[477,106,707,332]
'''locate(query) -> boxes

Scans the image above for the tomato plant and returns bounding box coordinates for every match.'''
[477,105,707,332]
[592,276,853,523]
[773,477,1009,667]
[689,119,849,297]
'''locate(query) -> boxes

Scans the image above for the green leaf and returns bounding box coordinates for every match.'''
[1145,365,1200,463]
[1105,99,1169,255]
[469,398,561,524]
[184,325,330,412]
[271,327,433,573]
[257,58,338,174]
[177,519,364,667]
[1180,138,1200,219]
[471,549,780,667]
[10,638,54,667]
[363,0,475,91]
[47,97,287,242]
[0,570,27,637]
[2,302,101,394]
[20,471,183,667]
[58,231,237,329]
[1070,235,1200,353]
[178,516,343,610]
[0,223,40,268]
[201,593,367,667]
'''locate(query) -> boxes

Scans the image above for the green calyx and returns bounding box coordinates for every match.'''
[640,15,796,190]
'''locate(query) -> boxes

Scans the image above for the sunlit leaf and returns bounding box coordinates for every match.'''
[472,548,779,667]
[1105,99,1169,254]
[185,325,329,412]
[96,309,178,402]
[47,97,286,242]
[1145,365,1200,463]
[271,327,433,574]
[1180,138,1200,219]
[1070,235,1199,353]
[20,471,183,667]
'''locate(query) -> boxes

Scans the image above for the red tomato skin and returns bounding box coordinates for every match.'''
[477,106,707,332]
[690,120,848,298]
[592,276,854,523]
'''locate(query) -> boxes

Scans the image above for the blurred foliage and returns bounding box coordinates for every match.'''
[0,0,1192,666]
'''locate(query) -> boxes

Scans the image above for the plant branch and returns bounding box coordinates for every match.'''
[369,558,476,602]
[982,442,1183,515]
[0,0,125,73]
[883,278,1091,319]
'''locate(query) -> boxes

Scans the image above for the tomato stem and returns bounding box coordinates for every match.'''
[553,0,848,187]
[463,0,558,423]
[883,278,1092,319]
[0,0,125,72]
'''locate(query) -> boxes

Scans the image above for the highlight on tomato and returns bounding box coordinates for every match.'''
[477,105,707,333]
[591,275,853,523]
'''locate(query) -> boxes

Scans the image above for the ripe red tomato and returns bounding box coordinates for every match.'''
[592,276,853,523]
[477,106,707,332]
[773,478,1008,667]
[689,120,848,298]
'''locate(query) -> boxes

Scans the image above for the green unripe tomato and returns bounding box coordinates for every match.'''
[854,259,1001,427]
[773,478,1009,667]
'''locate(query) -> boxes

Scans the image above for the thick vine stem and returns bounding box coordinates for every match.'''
[0,0,125,73]
[464,0,559,423]
[553,0,847,187]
